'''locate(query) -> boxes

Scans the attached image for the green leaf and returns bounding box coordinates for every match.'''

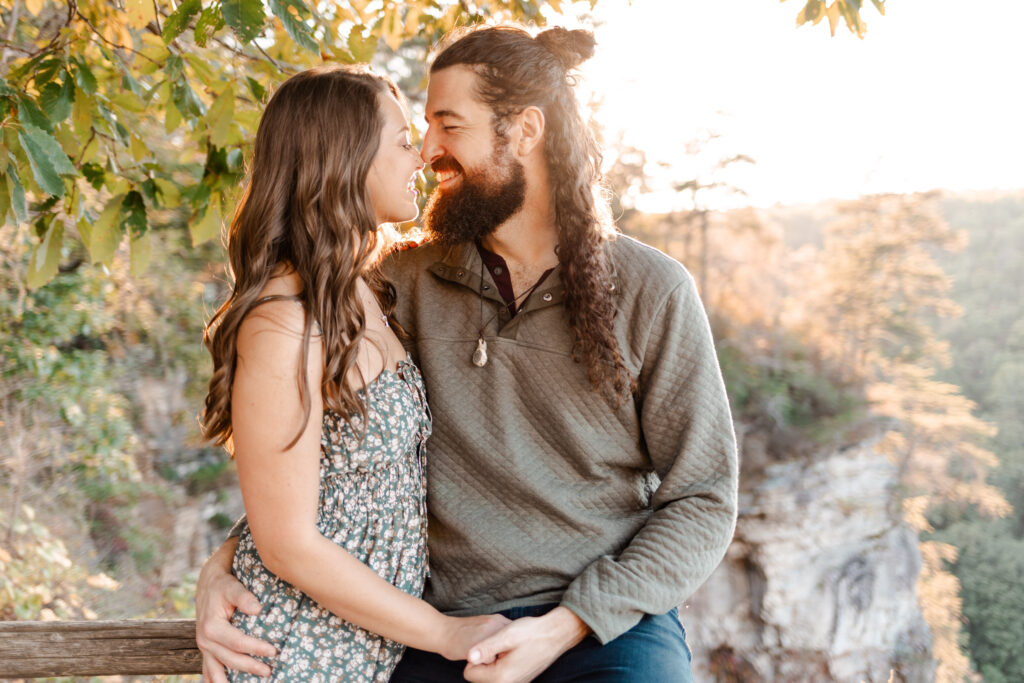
[222,0,266,43]
[88,194,126,266]
[73,58,98,95]
[0,78,14,97]
[120,190,147,239]
[17,95,53,132]
[81,162,104,189]
[246,76,267,103]
[34,57,64,88]
[207,86,235,148]
[268,0,319,53]
[7,52,47,82]
[166,56,207,119]
[27,219,65,288]
[140,177,161,206]
[18,123,77,196]
[40,76,74,123]
[121,69,146,98]
[6,163,28,224]
[26,219,64,289]
[163,0,202,44]
[194,6,226,47]
[348,25,378,63]
[191,202,221,246]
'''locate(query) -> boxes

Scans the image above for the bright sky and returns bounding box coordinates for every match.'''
[553,0,1024,210]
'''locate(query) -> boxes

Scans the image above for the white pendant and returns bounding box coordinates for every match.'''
[472,338,488,367]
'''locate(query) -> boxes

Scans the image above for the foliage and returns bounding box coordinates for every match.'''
[0,504,118,621]
[1,0,592,290]
[782,0,886,38]
[934,519,1024,683]
[925,193,1024,682]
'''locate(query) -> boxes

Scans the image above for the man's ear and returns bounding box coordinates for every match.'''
[513,106,545,157]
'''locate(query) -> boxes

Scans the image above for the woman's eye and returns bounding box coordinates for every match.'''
[402,143,415,151]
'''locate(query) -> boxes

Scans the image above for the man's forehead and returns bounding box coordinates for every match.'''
[425,65,487,119]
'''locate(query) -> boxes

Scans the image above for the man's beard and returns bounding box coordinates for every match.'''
[424,144,526,246]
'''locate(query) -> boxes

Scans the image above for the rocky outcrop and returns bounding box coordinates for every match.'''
[684,437,935,682]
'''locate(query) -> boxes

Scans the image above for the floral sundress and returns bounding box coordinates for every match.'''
[229,355,431,682]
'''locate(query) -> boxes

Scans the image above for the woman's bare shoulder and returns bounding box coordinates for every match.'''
[239,268,313,345]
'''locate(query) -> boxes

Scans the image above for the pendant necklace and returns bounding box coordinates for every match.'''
[473,257,548,368]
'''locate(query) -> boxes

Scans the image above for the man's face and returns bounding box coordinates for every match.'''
[421,66,526,244]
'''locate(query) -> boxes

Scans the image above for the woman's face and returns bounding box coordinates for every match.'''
[366,91,424,225]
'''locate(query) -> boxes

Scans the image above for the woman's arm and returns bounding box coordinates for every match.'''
[231,301,501,660]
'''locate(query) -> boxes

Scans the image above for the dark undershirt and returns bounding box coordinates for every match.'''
[475,242,555,318]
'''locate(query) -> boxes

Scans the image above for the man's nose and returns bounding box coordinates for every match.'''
[420,127,442,165]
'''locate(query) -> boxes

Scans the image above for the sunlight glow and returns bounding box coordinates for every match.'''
[550,0,1024,210]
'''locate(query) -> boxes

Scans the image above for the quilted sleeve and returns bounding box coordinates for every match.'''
[559,273,738,644]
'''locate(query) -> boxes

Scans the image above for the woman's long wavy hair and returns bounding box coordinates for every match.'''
[202,65,403,453]
[432,25,635,400]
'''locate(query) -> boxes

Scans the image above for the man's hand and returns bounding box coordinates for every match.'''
[462,606,590,683]
[438,613,513,661]
[195,539,277,682]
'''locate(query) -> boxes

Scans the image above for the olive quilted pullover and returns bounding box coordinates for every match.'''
[383,234,738,644]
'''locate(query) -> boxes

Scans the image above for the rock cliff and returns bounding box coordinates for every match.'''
[683,435,935,682]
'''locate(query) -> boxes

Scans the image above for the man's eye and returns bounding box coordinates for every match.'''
[443,126,459,132]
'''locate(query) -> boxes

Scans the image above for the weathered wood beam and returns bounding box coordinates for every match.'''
[0,619,202,678]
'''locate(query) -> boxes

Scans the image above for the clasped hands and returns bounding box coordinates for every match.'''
[461,606,591,683]
[195,550,590,683]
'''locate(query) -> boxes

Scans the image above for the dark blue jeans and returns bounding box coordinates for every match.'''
[389,604,693,682]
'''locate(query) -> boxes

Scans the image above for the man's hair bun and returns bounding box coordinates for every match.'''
[535,27,596,70]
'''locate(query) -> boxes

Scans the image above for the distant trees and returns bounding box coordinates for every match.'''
[929,194,1024,683]
[812,194,1008,682]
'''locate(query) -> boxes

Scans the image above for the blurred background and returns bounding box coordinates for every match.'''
[1,1,1022,681]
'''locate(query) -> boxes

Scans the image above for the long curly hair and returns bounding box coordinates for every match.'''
[431,25,635,400]
[201,65,403,452]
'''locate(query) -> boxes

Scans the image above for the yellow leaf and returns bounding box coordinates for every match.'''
[383,9,403,51]
[191,203,222,246]
[27,222,64,290]
[0,546,11,563]
[826,2,841,35]
[166,92,182,134]
[403,6,422,37]
[88,194,126,266]
[72,87,92,138]
[207,86,235,148]
[130,134,148,162]
[77,216,92,248]
[153,178,181,207]
[125,0,157,29]
[130,231,151,276]
[24,0,45,15]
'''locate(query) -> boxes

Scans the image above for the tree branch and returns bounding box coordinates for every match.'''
[75,8,160,65]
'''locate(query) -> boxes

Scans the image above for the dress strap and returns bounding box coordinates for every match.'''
[251,293,304,307]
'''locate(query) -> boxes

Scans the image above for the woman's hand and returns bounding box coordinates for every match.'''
[438,613,515,662]
[195,539,277,682]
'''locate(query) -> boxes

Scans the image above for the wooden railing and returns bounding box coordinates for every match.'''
[0,620,202,678]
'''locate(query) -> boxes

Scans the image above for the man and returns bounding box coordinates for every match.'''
[196,25,737,682]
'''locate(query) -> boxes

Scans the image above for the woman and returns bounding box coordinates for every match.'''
[200,65,508,682]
